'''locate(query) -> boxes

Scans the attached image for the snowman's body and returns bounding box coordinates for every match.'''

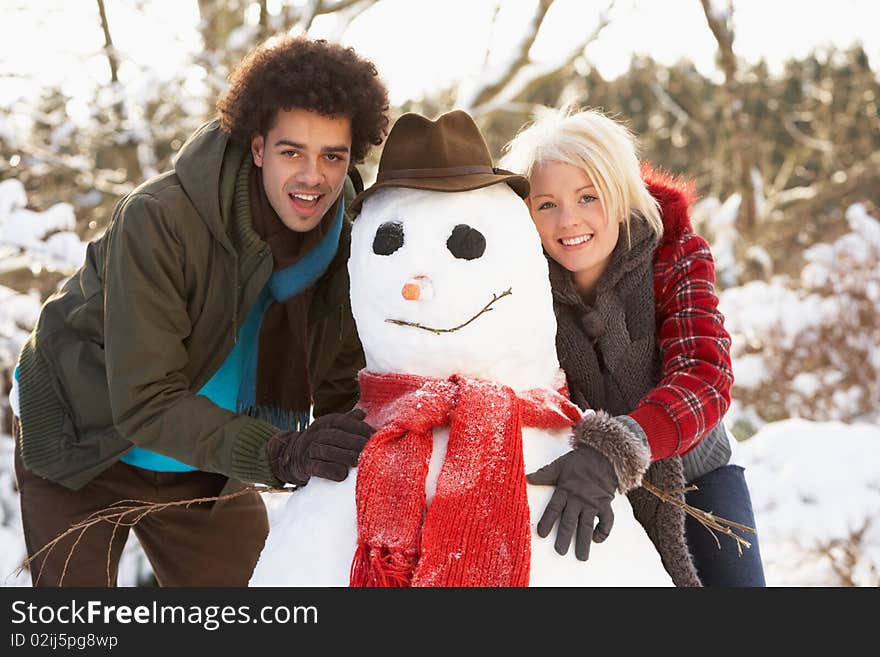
[250,185,671,586]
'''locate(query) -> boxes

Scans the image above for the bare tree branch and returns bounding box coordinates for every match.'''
[196,0,219,52]
[314,0,377,36]
[21,487,295,585]
[469,3,613,121]
[298,0,375,34]
[481,1,503,71]
[699,0,758,230]
[96,0,119,83]
[783,116,835,152]
[258,0,269,41]
[649,82,710,143]
[387,288,513,334]
[699,0,736,80]
[461,0,553,110]
[770,151,880,214]
[641,482,755,556]
[300,0,323,33]
[768,150,798,200]
[318,0,368,14]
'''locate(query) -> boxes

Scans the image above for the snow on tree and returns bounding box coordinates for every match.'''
[720,204,880,426]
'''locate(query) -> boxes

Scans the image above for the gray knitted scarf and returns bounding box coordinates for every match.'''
[551,208,732,477]
[550,217,660,416]
[549,216,702,587]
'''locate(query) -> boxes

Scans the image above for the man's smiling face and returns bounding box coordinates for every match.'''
[251,108,352,232]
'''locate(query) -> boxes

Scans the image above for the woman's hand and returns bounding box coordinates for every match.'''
[527,445,618,561]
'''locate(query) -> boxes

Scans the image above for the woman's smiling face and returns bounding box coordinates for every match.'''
[527,160,619,294]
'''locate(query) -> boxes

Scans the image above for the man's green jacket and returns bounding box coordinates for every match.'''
[16,120,364,490]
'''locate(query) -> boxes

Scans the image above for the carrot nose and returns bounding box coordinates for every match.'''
[402,282,421,301]
[401,276,433,301]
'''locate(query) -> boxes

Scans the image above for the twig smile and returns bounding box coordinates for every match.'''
[385,288,513,335]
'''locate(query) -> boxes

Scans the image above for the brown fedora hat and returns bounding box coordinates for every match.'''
[350,110,529,213]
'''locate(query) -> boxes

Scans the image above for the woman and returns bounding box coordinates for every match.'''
[502,106,765,587]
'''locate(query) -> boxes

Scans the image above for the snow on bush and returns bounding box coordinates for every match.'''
[0,178,87,273]
[738,419,880,586]
[720,203,880,425]
[0,285,40,368]
[0,180,154,587]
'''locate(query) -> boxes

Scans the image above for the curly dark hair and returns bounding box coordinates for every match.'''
[217,36,389,163]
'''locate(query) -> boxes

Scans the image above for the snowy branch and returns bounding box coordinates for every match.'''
[299,0,322,33]
[469,3,614,121]
[301,0,376,33]
[649,82,709,142]
[699,0,735,81]
[459,0,553,111]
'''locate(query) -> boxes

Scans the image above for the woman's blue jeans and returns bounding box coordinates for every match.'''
[684,464,766,587]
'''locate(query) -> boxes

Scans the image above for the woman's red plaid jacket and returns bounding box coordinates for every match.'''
[628,168,734,460]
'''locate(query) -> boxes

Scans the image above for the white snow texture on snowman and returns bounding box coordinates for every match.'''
[250,179,671,586]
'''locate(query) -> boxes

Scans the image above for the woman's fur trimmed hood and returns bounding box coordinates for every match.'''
[641,163,698,246]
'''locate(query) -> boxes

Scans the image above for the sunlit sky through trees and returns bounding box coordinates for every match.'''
[1,0,876,110]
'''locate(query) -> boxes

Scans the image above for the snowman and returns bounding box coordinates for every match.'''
[250,111,672,586]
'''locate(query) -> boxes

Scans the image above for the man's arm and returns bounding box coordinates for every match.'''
[102,193,278,485]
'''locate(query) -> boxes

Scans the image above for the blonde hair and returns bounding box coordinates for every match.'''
[500,105,663,243]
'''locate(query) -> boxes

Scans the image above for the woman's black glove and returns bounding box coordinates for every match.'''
[266,408,374,486]
[527,445,619,561]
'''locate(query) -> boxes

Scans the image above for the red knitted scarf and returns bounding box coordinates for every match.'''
[350,370,582,587]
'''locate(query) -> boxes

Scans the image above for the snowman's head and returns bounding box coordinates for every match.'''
[349,184,561,390]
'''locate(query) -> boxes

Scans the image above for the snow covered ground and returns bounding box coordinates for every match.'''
[737,420,880,586]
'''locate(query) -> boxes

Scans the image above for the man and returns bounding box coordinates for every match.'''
[11,36,389,586]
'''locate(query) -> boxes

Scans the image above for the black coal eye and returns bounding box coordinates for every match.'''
[372,221,404,256]
[446,224,486,260]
